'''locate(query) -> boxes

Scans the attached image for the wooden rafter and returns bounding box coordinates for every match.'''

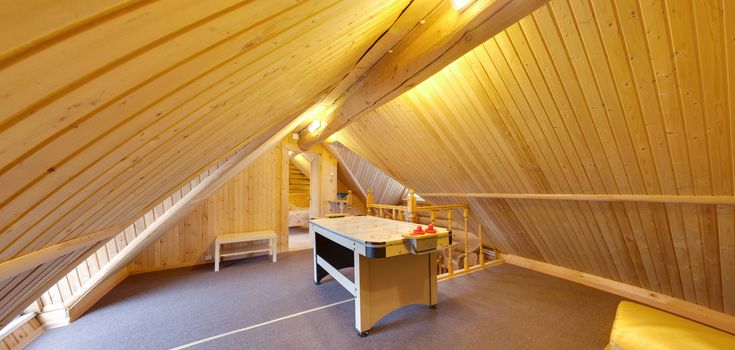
[0,226,121,282]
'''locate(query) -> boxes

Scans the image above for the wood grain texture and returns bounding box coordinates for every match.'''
[328,142,405,205]
[128,145,285,273]
[127,138,342,273]
[335,0,735,316]
[288,161,310,208]
[0,0,409,327]
[0,314,43,350]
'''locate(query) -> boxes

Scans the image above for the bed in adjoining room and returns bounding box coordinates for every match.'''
[288,205,310,228]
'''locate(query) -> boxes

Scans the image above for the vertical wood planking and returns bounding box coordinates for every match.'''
[335,0,735,316]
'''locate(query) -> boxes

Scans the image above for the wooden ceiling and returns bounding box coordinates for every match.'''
[335,0,735,317]
[0,0,415,324]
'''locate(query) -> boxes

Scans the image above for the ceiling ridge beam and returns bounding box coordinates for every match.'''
[299,0,549,150]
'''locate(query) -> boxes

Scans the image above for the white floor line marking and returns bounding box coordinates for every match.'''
[170,299,355,350]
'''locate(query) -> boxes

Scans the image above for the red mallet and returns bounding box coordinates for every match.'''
[413,225,425,235]
[425,224,436,234]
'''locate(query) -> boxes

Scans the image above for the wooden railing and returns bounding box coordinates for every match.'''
[326,190,353,217]
[365,188,493,279]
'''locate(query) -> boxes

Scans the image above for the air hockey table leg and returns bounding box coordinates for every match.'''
[354,252,371,336]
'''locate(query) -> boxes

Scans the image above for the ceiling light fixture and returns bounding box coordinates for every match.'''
[451,0,475,11]
[308,120,321,133]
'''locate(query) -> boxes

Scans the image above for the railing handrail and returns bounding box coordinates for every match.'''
[415,204,468,211]
[365,188,489,278]
[369,203,407,210]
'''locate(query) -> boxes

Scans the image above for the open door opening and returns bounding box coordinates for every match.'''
[286,152,317,251]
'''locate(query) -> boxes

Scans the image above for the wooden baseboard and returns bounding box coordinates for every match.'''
[36,309,68,330]
[128,261,209,275]
[127,251,276,275]
[501,253,735,335]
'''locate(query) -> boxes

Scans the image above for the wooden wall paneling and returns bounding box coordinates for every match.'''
[505,16,620,277]
[288,162,310,207]
[128,145,285,273]
[719,204,735,314]
[332,0,735,318]
[528,5,633,283]
[451,52,603,274]
[128,136,360,273]
[728,0,735,315]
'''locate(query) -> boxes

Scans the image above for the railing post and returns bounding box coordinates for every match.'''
[408,189,417,223]
[366,189,374,216]
[478,223,485,265]
[430,211,436,225]
[447,209,453,276]
[347,190,353,215]
[463,208,469,271]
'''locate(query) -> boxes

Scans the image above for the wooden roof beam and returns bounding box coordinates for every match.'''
[298,0,549,150]
[0,225,121,282]
[420,192,735,205]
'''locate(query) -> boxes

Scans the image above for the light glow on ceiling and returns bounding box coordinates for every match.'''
[451,0,474,11]
[308,119,321,133]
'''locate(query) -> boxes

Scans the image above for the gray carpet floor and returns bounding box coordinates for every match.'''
[27,251,622,349]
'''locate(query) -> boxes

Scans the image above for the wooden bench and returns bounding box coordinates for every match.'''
[214,230,277,271]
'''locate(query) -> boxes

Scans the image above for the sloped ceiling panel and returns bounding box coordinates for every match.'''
[335,0,735,315]
[330,142,405,205]
[0,0,412,323]
[0,246,93,324]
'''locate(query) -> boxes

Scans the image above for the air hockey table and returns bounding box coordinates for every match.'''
[309,215,450,337]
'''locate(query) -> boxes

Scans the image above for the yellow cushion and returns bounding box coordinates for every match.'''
[609,301,735,350]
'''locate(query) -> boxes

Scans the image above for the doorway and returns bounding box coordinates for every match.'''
[286,151,319,251]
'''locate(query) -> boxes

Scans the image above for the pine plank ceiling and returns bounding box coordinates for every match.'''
[330,142,406,205]
[335,0,735,316]
[0,0,415,324]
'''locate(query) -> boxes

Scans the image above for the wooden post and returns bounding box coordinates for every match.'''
[430,211,436,225]
[408,189,417,223]
[392,208,397,220]
[366,189,374,216]
[478,223,485,265]
[379,208,384,218]
[446,209,453,276]
[347,190,353,215]
[463,208,469,271]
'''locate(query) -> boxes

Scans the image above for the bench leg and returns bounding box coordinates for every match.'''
[214,243,220,272]
[272,238,277,262]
